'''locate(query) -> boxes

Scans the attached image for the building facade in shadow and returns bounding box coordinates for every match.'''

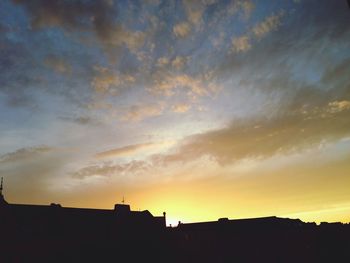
[0,182,168,262]
[1,179,349,262]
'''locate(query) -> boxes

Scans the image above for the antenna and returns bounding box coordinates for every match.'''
[0,177,3,195]
[122,196,125,204]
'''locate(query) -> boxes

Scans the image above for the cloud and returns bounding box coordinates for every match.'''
[327,100,350,113]
[150,73,219,99]
[173,22,191,38]
[230,11,284,53]
[13,0,145,53]
[0,38,43,109]
[252,11,284,39]
[102,26,146,53]
[156,57,170,67]
[239,0,255,19]
[58,116,94,125]
[175,0,218,38]
[44,55,71,74]
[231,35,251,53]
[72,160,151,179]
[0,145,75,198]
[0,146,53,163]
[183,1,203,26]
[121,103,164,122]
[171,56,189,70]
[96,143,155,159]
[153,102,350,166]
[227,0,255,19]
[322,58,350,95]
[172,103,191,113]
[92,66,135,95]
[211,31,225,49]
[183,0,220,28]
[13,0,114,35]
[95,140,176,159]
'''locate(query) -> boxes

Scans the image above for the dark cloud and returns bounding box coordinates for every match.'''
[44,55,72,74]
[216,0,350,77]
[0,23,94,111]
[0,39,40,108]
[322,58,350,98]
[1,0,147,113]
[58,116,95,125]
[12,0,146,54]
[13,0,116,39]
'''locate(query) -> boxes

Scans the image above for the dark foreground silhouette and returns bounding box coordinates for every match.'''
[1,188,349,262]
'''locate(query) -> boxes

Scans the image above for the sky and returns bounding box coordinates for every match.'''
[1,0,350,226]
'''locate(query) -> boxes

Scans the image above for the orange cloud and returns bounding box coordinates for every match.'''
[227,0,255,19]
[150,73,219,98]
[231,35,251,53]
[252,11,284,39]
[173,22,191,38]
[92,66,135,94]
[327,100,350,113]
[121,103,164,122]
[172,104,191,113]
[156,57,170,67]
[230,10,284,54]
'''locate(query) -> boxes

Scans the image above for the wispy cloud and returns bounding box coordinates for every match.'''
[0,146,53,163]
[0,145,76,197]
[96,143,156,159]
[58,116,95,125]
[72,160,151,179]
[152,102,350,166]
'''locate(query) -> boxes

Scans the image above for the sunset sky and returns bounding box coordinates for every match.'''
[1,0,350,226]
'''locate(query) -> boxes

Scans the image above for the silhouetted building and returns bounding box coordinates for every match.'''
[0,178,167,262]
[1,178,350,262]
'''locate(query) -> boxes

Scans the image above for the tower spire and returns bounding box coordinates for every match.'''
[0,177,3,196]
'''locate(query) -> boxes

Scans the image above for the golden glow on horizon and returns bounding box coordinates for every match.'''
[4,147,350,225]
